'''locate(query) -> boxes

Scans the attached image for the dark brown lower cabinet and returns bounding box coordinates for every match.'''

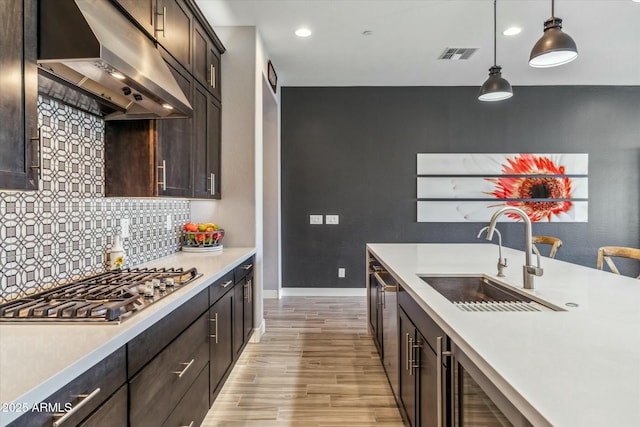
[78,384,128,427]
[162,363,210,427]
[6,347,126,427]
[209,288,234,404]
[129,313,209,427]
[233,279,245,357]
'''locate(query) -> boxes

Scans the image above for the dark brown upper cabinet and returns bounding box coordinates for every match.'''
[193,21,222,101]
[192,82,221,199]
[156,0,192,72]
[0,0,39,191]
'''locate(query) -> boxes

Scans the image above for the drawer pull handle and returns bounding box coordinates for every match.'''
[209,312,219,343]
[181,422,195,427]
[241,264,253,270]
[171,359,195,378]
[221,280,233,288]
[158,160,167,191]
[210,63,216,88]
[52,387,101,427]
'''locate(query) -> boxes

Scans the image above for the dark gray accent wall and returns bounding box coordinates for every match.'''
[281,86,640,288]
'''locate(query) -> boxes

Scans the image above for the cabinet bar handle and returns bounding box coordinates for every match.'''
[180,422,194,427]
[405,333,410,372]
[155,6,166,37]
[207,173,215,195]
[241,264,253,270]
[171,359,195,378]
[221,280,233,288]
[209,312,219,343]
[436,336,452,427]
[29,128,42,182]
[408,336,414,376]
[158,160,167,191]
[52,387,101,427]
[248,279,252,303]
[210,64,215,88]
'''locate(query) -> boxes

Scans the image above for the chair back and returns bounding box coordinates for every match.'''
[532,235,563,259]
[596,246,640,279]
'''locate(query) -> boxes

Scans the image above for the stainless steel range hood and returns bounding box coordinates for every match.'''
[38,0,192,120]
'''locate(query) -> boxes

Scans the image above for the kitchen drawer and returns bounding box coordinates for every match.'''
[129,312,209,427]
[209,271,234,306]
[128,288,208,375]
[233,256,254,283]
[7,347,126,427]
[161,363,210,427]
[398,285,448,357]
[78,384,127,427]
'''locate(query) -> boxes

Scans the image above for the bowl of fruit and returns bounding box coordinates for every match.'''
[182,222,224,253]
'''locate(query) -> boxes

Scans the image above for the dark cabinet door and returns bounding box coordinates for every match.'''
[233,280,245,357]
[192,83,221,199]
[419,331,439,427]
[193,21,221,100]
[399,309,417,427]
[162,363,210,427]
[0,0,38,190]
[156,0,192,71]
[209,288,234,403]
[156,58,192,197]
[112,0,155,36]
[78,384,128,427]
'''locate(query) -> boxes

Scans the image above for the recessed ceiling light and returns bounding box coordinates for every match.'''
[295,28,312,37]
[502,26,522,36]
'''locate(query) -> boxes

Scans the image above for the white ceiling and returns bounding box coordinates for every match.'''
[195,0,640,87]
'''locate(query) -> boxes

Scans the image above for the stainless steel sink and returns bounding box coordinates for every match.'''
[420,276,564,312]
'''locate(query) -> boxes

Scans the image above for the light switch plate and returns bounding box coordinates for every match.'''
[165,214,172,231]
[120,218,130,239]
[326,215,339,225]
[310,215,323,225]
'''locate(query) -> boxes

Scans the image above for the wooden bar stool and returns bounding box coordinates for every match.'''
[532,235,563,259]
[596,246,640,279]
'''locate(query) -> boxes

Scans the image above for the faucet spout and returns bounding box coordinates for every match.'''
[486,207,543,289]
[478,226,507,277]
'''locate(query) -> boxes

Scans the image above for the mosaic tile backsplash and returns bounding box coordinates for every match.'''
[0,97,190,302]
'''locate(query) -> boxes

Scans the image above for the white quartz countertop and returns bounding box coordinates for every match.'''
[367,243,640,427]
[0,247,255,426]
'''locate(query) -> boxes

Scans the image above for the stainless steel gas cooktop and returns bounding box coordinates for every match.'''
[0,268,202,324]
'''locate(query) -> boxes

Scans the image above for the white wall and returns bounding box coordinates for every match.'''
[191,26,281,337]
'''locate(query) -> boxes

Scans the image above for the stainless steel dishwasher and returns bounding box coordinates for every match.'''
[373,268,399,397]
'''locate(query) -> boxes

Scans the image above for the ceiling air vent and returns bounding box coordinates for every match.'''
[438,48,478,60]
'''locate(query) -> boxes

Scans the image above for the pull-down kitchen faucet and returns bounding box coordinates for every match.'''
[485,207,543,289]
[477,226,507,277]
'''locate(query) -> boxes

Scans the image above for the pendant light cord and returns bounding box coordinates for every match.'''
[551,0,555,18]
[493,0,497,65]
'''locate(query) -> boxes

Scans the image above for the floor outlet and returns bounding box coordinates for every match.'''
[326,215,339,225]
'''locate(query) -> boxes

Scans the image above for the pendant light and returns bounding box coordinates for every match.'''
[478,0,513,102]
[529,0,578,67]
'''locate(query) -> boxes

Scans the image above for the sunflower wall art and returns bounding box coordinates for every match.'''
[416,153,588,222]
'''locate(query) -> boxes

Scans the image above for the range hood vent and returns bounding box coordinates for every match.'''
[38,0,192,120]
[438,47,478,60]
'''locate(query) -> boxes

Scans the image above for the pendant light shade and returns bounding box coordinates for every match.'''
[479,66,513,101]
[529,1,578,67]
[478,0,512,102]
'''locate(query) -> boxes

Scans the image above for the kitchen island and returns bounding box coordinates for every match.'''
[368,243,640,427]
[0,247,256,426]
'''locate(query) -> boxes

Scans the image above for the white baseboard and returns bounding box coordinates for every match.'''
[280,287,366,297]
[263,289,280,299]
[249,319,266,343]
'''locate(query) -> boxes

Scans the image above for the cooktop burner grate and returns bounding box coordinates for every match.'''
[0,268,202,323]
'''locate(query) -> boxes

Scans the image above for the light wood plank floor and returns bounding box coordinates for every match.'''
[202,296,404,427]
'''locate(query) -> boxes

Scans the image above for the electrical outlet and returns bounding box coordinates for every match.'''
[338,268,346,278]
[120,218,130,239]
[310,215,323,225]
[165,214,172,231]
[326,215,339,225]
